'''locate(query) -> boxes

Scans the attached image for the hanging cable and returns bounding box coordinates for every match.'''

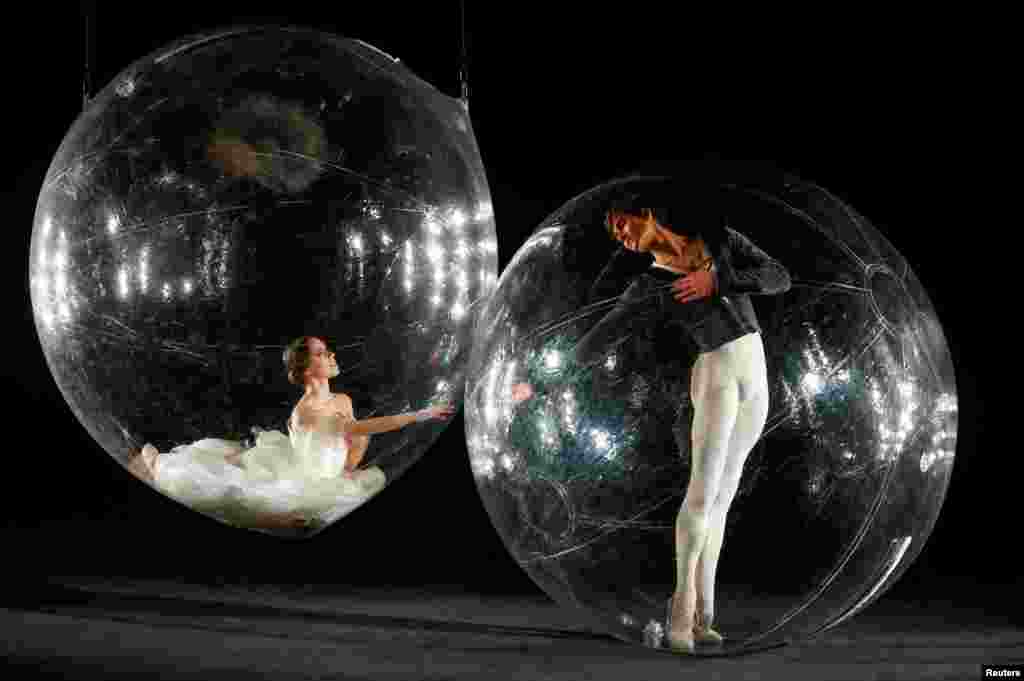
[459,0,470,106]
[82,1,94,110]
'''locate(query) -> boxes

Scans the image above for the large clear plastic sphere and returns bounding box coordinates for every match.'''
[30,26,497,535]
[464,171,956,653]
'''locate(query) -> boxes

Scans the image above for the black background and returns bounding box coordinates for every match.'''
[4,3,1005,609]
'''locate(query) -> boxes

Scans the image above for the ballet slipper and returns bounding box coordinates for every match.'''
[693,624,724,645]
[691,607,724,645]
[665,598,695,654]
[668,628,696,653]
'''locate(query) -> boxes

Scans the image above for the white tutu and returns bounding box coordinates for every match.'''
[151,418,385,528]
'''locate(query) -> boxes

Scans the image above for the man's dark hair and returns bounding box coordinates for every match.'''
[606,181,729,252]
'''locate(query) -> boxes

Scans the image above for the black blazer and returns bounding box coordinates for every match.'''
[576,228,791,363]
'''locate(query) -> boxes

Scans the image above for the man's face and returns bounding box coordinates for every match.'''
[608,209,661,253]
[306,337,338,381]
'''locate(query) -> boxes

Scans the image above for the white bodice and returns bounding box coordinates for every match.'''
[285,415,349,480]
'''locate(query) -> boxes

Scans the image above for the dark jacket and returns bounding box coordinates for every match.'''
[576,228,791,364]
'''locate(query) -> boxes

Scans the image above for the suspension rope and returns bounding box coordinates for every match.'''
[82,1,94,110]
[459,0,470,106]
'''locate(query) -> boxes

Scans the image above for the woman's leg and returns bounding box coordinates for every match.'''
[225,447,245,468]
[132,444,160,483]
[670,354,740,649]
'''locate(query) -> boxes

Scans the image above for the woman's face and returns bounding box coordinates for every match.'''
[305,337,338,382]
[607,209,668,254]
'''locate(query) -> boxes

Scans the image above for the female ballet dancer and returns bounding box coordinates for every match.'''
[137,336,453,532]
[514,195,789,652]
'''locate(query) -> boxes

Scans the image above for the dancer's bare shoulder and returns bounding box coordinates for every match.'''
[292,396,325,430]
[330,393,354,416]
[292,393,353,430]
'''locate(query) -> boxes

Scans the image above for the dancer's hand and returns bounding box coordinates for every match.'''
[511,382,534,404]
[416,404,455,421]
[673,270,716,303]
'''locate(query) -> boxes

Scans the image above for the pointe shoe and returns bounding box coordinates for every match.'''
[141,444,159,474]
[665,598,695,654]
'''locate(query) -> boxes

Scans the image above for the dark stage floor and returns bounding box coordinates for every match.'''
[2,576,1020,680]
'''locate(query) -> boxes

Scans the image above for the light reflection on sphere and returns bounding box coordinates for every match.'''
[464,171,956,653]
[29,26,498,533]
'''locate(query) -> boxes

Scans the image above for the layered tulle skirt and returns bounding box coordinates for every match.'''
[152,429,385,527]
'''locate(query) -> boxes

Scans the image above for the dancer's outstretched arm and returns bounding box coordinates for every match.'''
[340,405,454,436]
[510,279,656,405]
[295,403,453,438]
[339,403,452,436]
[575,279,655,369]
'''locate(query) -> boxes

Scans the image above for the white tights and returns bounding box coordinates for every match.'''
[674,332,769,630]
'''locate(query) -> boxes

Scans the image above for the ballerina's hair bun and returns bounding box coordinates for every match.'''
[283,336,315,386]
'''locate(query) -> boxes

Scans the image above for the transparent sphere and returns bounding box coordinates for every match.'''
[30,26,497,535]
[465,171,956,653]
